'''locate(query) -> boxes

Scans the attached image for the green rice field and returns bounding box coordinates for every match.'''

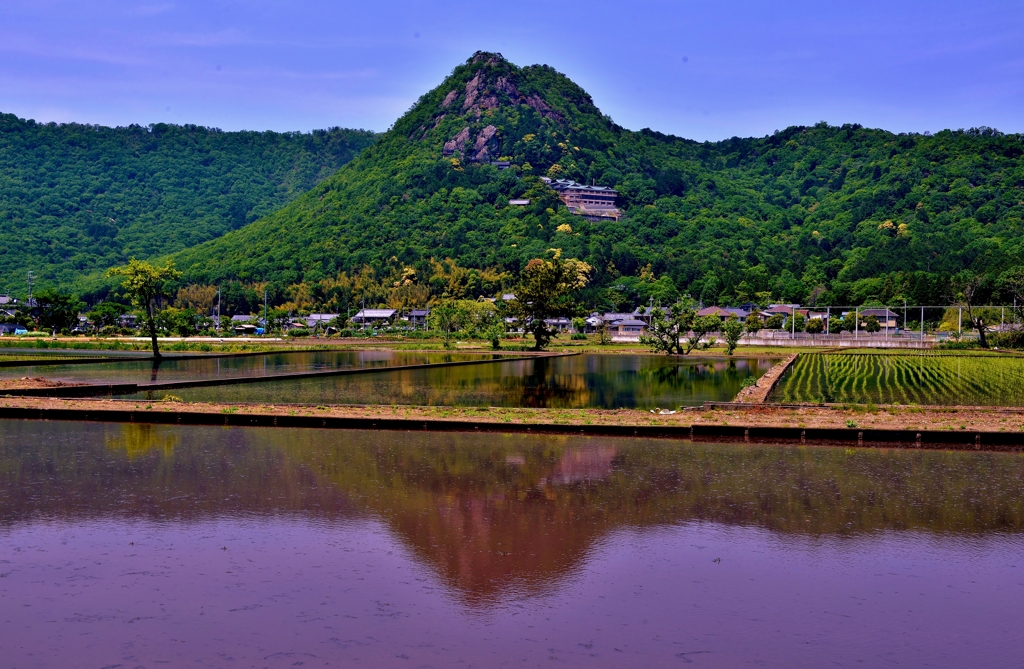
[770,351,1024,406]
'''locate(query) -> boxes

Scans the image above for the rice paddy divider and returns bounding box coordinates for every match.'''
[2,402,1022,451]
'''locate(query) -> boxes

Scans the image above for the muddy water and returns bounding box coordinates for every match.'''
[2,421,1022,668]
[129,354,780,408]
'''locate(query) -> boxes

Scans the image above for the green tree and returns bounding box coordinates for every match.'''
[805,318,824,334]
[483,321,505,350]
[764,313,785,330]
[998,267,1024,322]
[951,270,990,348]
[107,258,182,358]
[508,250,591,350]
[864,314,881,333]
[34,288,83,332]
[722,316,744,355]
[428,299,466,349]
[640,300,718,355]
[744,313,763,334]
[157,307,211,337]
[88,302,124,330]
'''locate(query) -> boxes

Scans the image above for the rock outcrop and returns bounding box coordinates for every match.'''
[443,126,471,157]
[472,125,498,161]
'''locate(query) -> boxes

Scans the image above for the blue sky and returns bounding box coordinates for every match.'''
[1,0,1021,141]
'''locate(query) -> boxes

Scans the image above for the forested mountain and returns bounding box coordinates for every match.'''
[0,115,377,289]
[169,52,1024,310]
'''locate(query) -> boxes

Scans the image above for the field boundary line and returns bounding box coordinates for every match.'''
[734,354,799,403]
[2,405,1023,451]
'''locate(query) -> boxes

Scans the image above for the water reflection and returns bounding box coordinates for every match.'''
[2,421,1022,668]
[0,349,501,384]
[4,420,1023,602]
[105,423,178,460]
[129,354,780,408]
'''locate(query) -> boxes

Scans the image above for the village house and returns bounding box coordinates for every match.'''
[697,306,750,321]
[303,313,339,331]
[405,309,431,328]
[229,314,262,335]
[851,308,900,331]
[351,308,397,327]
[544,317,573,332]
[611,318,647,336]
[542,178,620,221]
[583,311,648,339]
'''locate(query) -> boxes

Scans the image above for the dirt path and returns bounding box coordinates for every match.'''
[733,354,798,403]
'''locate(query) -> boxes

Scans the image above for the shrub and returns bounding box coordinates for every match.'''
[288,328,311,337]
[937,339,980,350]
[989,330,1024,349]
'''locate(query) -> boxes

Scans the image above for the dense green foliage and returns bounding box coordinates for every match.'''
[169,52,1024,310]
[772,351,1024,405]
[0,114,377,288]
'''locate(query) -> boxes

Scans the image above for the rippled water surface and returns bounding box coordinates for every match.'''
[128,353,779,408]
[2,421,1023,668]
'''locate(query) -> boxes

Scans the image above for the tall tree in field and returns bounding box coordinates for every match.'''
[722,316,744,355]
[509,249,591,351]
[428,299,467,349]
[107,259,181,359]
[951,270,989,348]
[641,299,720,356]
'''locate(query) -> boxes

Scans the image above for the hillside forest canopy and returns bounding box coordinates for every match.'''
[5,52,1024,316]
[0,114,377,289]
[165,53,1024,313]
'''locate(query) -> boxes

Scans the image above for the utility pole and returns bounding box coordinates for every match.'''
[264,288,268,337]
[217,287,221,326]
[920,306,924,343]
[26,270,34,307]
[855,306,859,341]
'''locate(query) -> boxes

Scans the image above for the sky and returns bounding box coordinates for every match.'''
[1,0,1022,142]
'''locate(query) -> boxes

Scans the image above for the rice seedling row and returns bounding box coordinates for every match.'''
[771,353,1024,406]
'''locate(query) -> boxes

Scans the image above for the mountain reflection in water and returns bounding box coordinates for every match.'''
[3,421,1024,668]
[3,420,1023,605]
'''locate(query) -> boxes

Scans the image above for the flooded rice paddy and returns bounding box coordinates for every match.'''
[126,353,779,408]
[2,420,1022,667]
[0,350,503,385]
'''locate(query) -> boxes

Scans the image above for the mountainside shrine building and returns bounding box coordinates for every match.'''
[542,178,620,221]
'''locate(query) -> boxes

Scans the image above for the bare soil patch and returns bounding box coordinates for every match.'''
[0,378,86,391]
